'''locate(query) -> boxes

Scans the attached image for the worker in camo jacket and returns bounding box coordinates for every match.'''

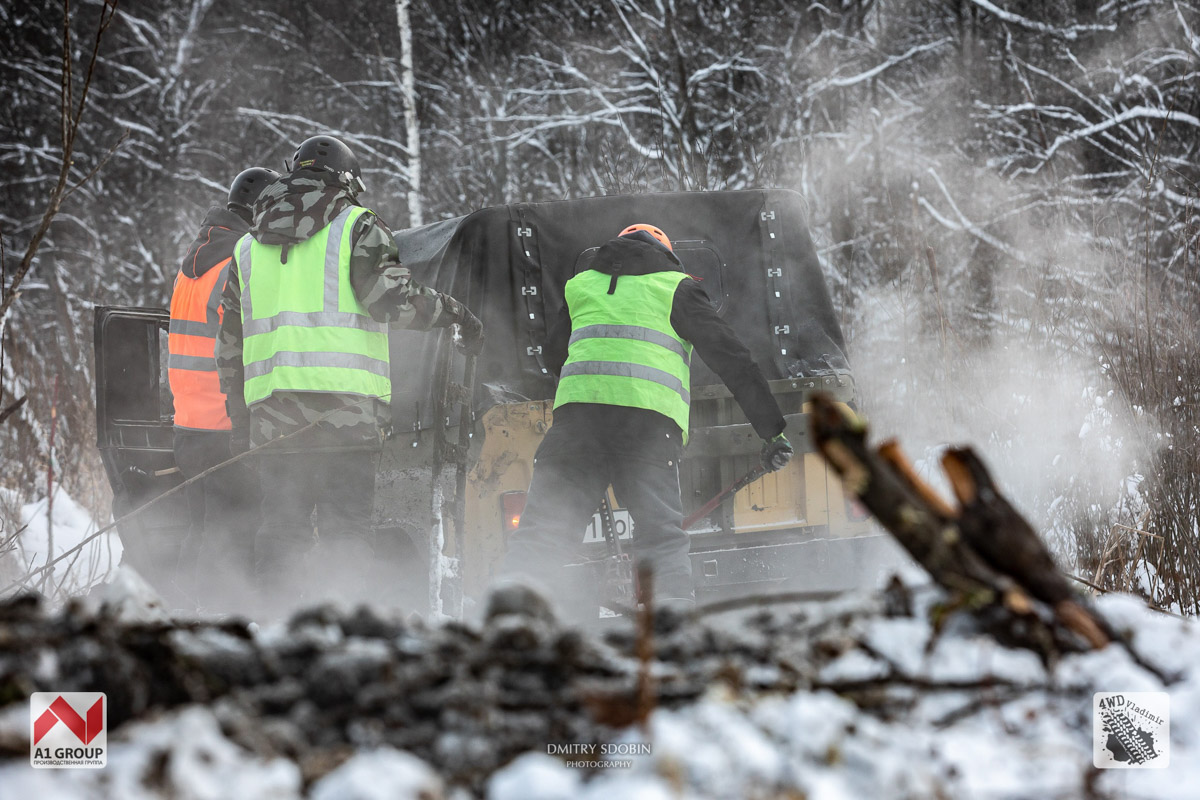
[167,167,277,608]
[500,223,794,614]
[216,135,483,608]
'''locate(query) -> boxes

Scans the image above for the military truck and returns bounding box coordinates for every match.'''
[94,188,890,616]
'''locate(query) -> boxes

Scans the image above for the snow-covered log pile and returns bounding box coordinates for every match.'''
[0,576,1197,799]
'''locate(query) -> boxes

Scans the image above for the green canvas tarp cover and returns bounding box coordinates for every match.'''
[386,188,849,433]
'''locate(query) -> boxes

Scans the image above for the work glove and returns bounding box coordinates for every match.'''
[760,432,794,472]
[456,308,485,356]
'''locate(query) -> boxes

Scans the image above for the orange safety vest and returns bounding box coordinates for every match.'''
[168,259,232,430]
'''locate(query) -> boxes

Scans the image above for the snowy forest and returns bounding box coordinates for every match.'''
[3,2,1200,797]
[1,0,1199,615]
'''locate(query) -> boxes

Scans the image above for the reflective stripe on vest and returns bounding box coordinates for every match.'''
[554,269,693,442]
[167,258,231,430]
[235,205,391,406]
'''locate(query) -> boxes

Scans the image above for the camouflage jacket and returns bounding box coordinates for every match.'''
[215,171,469,450]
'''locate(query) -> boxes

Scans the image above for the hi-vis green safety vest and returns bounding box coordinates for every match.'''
[234,205,390,406]
[555,269,693,442]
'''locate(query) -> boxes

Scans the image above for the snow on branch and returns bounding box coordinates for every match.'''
[1039,105,1200,165]
[169,0,216,81]
[234,108,414,168]
[1178,4,1200,57]
[813,38,952,91]
[919,168,1031,264]
[966,0,1117,40]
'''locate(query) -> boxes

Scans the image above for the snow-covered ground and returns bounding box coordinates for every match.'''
[3,489,120,596]
[0,482,1188,800]
[0,587,1193,800]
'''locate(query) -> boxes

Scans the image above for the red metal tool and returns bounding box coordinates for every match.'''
[682,464,768,530]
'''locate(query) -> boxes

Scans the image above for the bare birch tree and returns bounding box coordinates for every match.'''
[396,0,423,226]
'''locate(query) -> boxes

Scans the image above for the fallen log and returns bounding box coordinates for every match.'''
[808,391,1169,677]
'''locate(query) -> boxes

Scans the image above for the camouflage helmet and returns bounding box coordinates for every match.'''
[290,135,365,197]
[227,167,280,222]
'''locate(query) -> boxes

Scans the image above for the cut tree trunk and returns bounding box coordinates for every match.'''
[808,392,1126,666]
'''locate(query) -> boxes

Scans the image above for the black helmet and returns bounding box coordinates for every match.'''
[290,135,365,197]
[226,167,280,222]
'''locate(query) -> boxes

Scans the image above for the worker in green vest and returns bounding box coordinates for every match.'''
[215,135,482,610]
[500,223,793,615]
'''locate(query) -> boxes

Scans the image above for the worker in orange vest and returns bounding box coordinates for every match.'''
[167,167,278,610]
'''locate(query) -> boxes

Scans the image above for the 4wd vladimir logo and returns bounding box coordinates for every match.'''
[30,692,107,768]
[1093,692,1169,769]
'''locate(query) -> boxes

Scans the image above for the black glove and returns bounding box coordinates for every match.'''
[456,308,485,356]
[760,433,794,472]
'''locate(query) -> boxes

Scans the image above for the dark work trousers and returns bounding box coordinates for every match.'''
[254,449,378,608]
[500,403,694,604]
[173,429,261,604]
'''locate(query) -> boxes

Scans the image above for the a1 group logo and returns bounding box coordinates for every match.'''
[30,692,107,768]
